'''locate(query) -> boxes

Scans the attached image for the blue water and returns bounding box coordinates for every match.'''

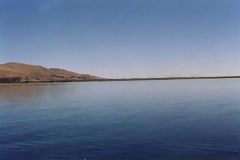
[0,80,240,160]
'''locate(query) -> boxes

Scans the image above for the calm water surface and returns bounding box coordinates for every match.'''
[0,80,240,160]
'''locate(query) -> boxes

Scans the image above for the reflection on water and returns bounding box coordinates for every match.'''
[0,83,68,103]
[0,80,240,160]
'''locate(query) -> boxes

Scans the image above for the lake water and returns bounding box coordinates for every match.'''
[0,80,240,160]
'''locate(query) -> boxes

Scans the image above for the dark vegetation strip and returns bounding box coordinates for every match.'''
[1,76,240,83]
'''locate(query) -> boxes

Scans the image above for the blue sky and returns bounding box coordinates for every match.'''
[1,0,240,78]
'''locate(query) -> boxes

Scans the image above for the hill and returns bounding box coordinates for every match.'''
[0,62,102,83]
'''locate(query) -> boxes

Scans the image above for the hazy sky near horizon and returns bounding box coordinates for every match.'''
[1,0,240,78]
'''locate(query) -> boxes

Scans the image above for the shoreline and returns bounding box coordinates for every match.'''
[107,76,240,81]
[0,76,240,84]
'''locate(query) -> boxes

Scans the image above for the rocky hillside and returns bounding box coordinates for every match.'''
[0,62,102,83]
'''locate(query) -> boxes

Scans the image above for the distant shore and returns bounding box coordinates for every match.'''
[1,76,240,83]
[1,63,239,83]
[106,76,240,81]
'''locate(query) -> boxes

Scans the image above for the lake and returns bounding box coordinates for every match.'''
[0,79,240,160]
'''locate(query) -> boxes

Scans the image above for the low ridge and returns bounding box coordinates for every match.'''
[0,62,102,83]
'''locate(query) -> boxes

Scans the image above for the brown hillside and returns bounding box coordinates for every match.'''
[0,62,102,83]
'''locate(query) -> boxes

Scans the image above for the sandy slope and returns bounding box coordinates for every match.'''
[0,62,102,83]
